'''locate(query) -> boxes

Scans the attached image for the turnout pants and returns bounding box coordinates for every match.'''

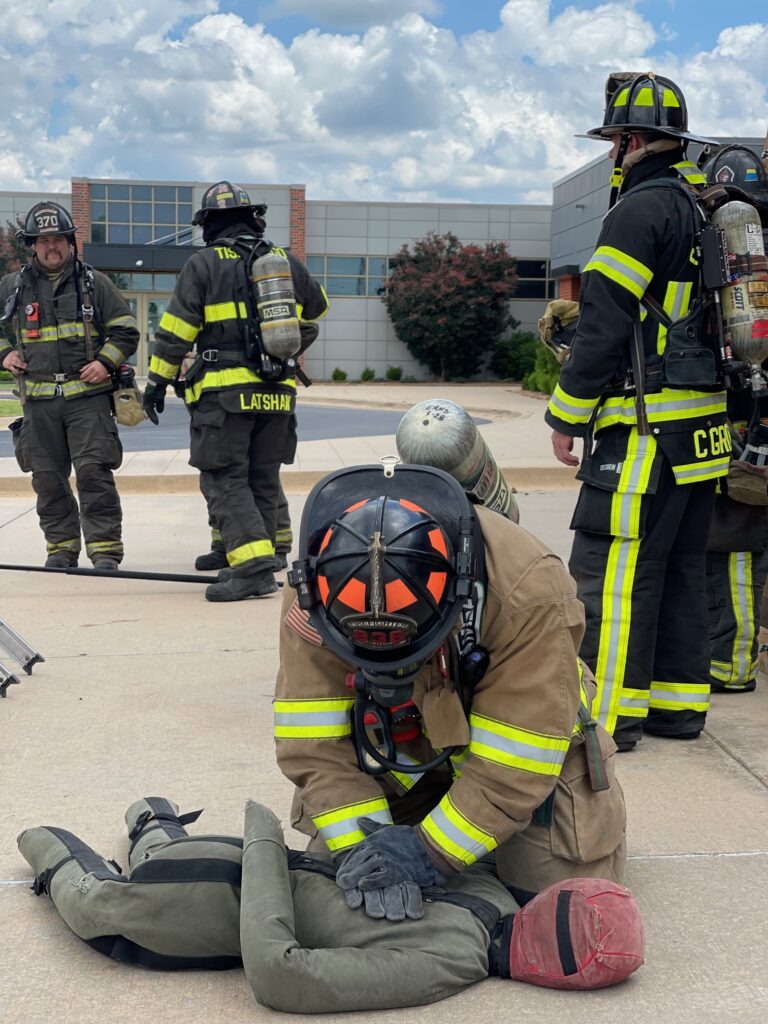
[189,395,296,577]
[208,480,292,555]
[17,798,517,1014]
[570,461,715,746]
[13,393,124,563]
[706,548,768,691]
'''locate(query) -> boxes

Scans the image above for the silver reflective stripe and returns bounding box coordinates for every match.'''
[649,683,709,704]
[619,692,647,711]
[319,807,391,842]
[470,723,567,771]
[273,710,350,728]
[730,552,752,684]
[676,462,728,482]
[426,803,493,860]
[549,392,594,420]
[588,250,650,295]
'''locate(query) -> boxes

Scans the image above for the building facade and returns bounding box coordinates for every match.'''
[2,178,553,379]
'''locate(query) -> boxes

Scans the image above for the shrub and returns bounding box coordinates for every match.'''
[331,367,348,382]
[360,367,376,381]
[0,369,13,382]
[523,345,561,395]
[489,330,539,380]
[385,365,403,381]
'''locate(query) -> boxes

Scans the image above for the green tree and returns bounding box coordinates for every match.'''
[382,232,518,380]
[0,218,28,277]
[523,344,561,395]
[489,329,539,380]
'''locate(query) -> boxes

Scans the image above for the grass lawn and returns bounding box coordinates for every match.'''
[0,398,22,415]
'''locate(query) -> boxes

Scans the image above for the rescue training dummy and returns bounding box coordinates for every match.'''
[17,797,644,1012]
[276,461,627,914]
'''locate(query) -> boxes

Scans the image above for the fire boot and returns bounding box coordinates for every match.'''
[93,558,119,572]
[195,548,228,572]
[45,552,78,568]
[205,568,278,602]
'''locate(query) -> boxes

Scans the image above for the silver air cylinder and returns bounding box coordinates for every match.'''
[711,201,768,371]
[252,250,302,360]
[396,399,519,523]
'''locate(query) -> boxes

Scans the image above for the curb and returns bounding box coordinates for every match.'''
[0,466,579,498]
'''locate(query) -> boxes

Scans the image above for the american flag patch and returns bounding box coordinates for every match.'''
[284,599,324,646]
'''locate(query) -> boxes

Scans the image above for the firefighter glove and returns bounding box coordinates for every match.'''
[335,818,443,920]
[343,879,425,921]
[142,381,167,425]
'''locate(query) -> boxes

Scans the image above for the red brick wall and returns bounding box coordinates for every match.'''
[558,274,581,301]
[289,185,306,261]
[71,179,91,244]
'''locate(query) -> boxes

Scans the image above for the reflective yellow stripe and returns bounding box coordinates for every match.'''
[618,686,648,718]
[203,301,248,323]
[274,697,354,739]
[672,457,731,484]
[388,752,424,793]
[727,552,753,685]
[663,89,681,108]
[22,322,90,342]
[608,432,657,537]
[184,367,296,404]
[98,342,124,366]
[421,794,497,867]
[149,355,180,380]
[594,536,642,734]
[656,280,693,355]
[584,246,653,300]
[104,315,138,330]
[673,160,706,185]
[633,87,654,107]
[301,285,330,322]
[227,539,274,566]
[595,390,727,430]
[547,383,599,425]
[469,712,570,775]
[158,311,200,344]
[312,798,392,853]
[46,539,79,553]
[649,680,710,713]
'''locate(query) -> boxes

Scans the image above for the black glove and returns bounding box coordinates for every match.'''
[335,819,443,920]
[343,878,425,921]
[142,381,167,425]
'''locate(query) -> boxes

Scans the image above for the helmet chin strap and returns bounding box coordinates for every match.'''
[608,132,632,209]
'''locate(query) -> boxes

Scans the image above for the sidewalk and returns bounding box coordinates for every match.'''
[0,382,578,495]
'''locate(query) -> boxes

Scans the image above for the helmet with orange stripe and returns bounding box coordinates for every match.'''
[289,462,480,709]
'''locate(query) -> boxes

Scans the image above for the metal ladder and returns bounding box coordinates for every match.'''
[0,619,45,697]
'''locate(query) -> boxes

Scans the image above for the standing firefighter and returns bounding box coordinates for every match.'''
[142,182,328,601]
[546,72,726,751]
[0,202,138,570]
[276,462,626,916]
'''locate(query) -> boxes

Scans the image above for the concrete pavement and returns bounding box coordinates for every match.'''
[1,488,767,1024]
[0,382,579,495]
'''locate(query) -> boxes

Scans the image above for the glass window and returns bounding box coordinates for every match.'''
[367,257,387,277]
[153,274,177,290]
[108,224,130,243]
[326,277,365,296]
[327,256,366,275]
[515,260,547,278]
[132,202,152,222]
[513,280,546,299]
[154,186,176,202]
[91,222,106,243]
[132,185,152,201]
[128,273,153,291]
[307,255,324,274]
[177,187,192,202]
[90,201,106,223]
[90,184,105,199]
[131,225,153,244]
[154,204,176,225]
[107,184,130,200]
[178,203,193,224]
[108,201,130,221]
[367,277,386,296]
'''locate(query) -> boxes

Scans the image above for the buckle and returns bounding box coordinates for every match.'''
[54,385,64,397]
[201,349,219,362]
[81,303,94,322]
[53,373,67,383]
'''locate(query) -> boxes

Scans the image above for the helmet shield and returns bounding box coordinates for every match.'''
[295,465,477,678]
[20,202,76,244]
[578,71,718,146]
[192,180,267,225]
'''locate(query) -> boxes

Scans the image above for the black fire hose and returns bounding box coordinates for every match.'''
[0,563,284,586]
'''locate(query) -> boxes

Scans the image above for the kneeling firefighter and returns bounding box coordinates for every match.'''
[275,461,627,917]
[142,182,328,602]
[17,798,644,1011]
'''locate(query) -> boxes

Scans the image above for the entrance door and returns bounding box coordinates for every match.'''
[124,294,171,375]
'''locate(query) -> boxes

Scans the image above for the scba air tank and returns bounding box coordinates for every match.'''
[252,249,302,360]
[711,201,768,368]
[396,399,520,523]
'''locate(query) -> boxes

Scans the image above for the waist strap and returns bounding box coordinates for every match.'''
[24,372,82,383]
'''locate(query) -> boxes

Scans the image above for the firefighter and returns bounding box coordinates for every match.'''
[0,203,139,570]
[275,462,626,916]
[17,798,643,1009]
[701,144,768,693]
[142,182,328,601]
[546,73,726,751]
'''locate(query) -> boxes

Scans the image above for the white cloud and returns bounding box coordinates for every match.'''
[0,1,764,207]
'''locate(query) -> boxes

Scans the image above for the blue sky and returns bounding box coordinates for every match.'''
[0,2,765,203]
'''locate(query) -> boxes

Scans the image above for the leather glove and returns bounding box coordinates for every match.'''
[343,879,425,921]
[142,381,167,425]
[335,819,443,920]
